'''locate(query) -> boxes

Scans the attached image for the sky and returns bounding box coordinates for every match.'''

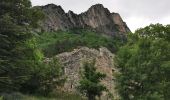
[31,0,170,32]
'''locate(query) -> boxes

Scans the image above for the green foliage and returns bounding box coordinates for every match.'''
[78,61,107,100]
[0,0,44,27]
[116,24,170,100]
[48,91,87,100]
[135,24,170,41]
[0,0,31,23]
[36,29,124,57]
[0,96,2,100]
[20,57,66,95]
[37,58,66,95]
[0,92,85,100]
[0,0,45,93]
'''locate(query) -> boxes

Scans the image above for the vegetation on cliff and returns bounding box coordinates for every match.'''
[36,29,124,57]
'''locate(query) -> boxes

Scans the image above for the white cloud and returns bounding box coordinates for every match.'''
[159,16,170,25]
[125,17,151,32]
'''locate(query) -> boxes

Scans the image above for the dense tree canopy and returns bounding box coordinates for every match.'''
[0,0,50,94]
[116,24,170,100]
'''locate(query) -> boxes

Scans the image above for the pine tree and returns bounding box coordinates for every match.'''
[78,61,107,100]
[0,0,43,92]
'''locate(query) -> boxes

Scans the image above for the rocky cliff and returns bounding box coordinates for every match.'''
[48,47,119,99]
[38,4,130,36]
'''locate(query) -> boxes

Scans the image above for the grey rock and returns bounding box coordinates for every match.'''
[39,4,73,32]
[38,4,130,36]
[49,47,120,99]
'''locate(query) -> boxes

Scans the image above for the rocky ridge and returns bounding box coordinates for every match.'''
[38,4,130,36]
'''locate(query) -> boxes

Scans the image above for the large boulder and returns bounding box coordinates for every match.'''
[52,47,120,99]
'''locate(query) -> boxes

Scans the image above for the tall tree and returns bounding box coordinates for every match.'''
[0,0,43,92]
[78,61,107,100]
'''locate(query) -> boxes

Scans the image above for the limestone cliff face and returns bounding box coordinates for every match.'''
[39,4,73,31]
[52,47,119,99]
[38,4,130,36]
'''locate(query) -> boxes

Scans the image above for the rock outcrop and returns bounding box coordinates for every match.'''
[38,4,130,36]
[52,47,119,99]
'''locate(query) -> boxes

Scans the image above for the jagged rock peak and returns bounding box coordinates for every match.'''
[42,3,62,9]
[68,10,74,14]
[38,4,131,36]
[67,10,78,16]
[89,4,105,9]
[41,3,63,12]
[87,4,110,12]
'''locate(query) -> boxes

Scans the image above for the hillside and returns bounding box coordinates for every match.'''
[36,29,124,57]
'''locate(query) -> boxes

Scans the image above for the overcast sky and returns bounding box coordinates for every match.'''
[31,0,170,32]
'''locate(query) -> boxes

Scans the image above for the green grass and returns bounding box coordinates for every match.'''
[36,29,123,57]
[1,92,86,100]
